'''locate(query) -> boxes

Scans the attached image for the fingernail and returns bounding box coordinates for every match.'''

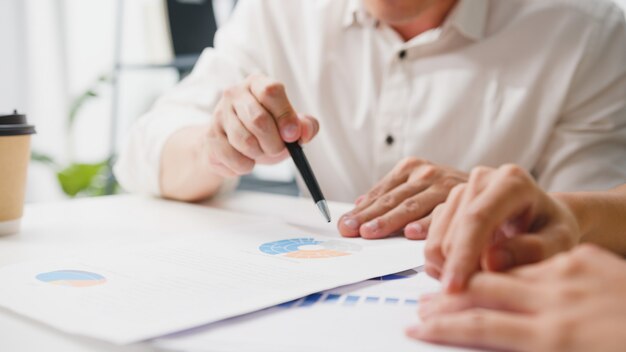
[405,325,422,338]
[501,221,518,238]
[491,249,514,270]
[442,272,462,293]
[355,195,365,205]
[418,300,433,318]
[342,217,360,231]
[419,292,438,303]
[281,123,298,140]
[406,223,423,237]
[362,219,380,235]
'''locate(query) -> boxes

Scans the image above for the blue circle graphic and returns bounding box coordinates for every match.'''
[259,238,322,255]
[36,270,105,283]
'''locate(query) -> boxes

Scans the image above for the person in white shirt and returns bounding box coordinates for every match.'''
[115,0,626,241]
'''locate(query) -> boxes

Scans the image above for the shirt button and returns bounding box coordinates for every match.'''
[398,50,407,60]
[385,135,395,146]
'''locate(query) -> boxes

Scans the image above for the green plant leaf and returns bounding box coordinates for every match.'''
[67,90,98,130]
[42,74,118,198]
[31,151,60,169]
[57,162,108,197]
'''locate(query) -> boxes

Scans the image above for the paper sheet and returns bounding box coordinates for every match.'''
[153,267,474,352]
[0,222,424,344]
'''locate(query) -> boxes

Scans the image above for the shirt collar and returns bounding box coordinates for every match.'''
[342,0,373,28]
[446,0,489,41]
[343,0,489,41]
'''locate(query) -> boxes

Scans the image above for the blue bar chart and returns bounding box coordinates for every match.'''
[277,265,429,309]
[278,292,419,308]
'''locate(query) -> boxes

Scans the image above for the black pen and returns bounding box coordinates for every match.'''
[285,142,331,223]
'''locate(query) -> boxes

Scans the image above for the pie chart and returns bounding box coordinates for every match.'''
[259,238,362,259]
[36,270,107,287]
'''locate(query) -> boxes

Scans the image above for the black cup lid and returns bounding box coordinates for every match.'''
[0,110,36,136]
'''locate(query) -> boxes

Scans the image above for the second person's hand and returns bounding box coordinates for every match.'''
[205,74,319,177]
[410,245,626,352]
[426,164,581,293]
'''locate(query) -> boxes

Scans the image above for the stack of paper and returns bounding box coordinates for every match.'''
[153,266,470,352]
[0,221,424,344]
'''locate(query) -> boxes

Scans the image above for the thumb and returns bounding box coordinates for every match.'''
[484,234,552,272]
[298,114,320,144]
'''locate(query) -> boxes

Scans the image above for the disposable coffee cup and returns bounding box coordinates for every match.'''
[0,110,36,236]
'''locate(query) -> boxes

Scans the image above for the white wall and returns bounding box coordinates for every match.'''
[61,0,236,164]
[0,0,27,113]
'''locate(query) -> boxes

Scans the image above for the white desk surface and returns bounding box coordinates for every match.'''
[0,192,353,352]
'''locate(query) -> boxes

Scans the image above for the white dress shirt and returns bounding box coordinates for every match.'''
[115,0,626,203]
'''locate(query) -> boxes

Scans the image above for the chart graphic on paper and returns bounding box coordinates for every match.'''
[278,266,427,309]
[259,238,362,259]
[278,292,419,308]
[36,270,106,287]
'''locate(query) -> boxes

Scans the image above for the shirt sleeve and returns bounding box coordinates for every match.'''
[114,0,270,196]
[534,4,626,192]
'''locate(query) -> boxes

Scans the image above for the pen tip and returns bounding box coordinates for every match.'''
[316,200,331,223]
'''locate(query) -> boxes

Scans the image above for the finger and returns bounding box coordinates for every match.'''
[203,136,239,178]
[229,86,285,156]
[484,203,580,273]
[349,158,422,214]
[424,262,442,279]
[404,214,432,240]
[484,229,567,272]
[248,76,301,143]
[570,243,624,267]
[440,167,499,258]
[209,126,255,175]
[202,135,239,178]
[419,292,440,305]
[484,237,545,272]
[508,256,555,281]
[298,114,319,144]
[207,161,238,178]
[508,242,600,281]
[339,181,425,237]
[424,185,466,279]
[420,273,539,320]
[221,105,263,159]
[254,149,290,165]
[345,181,429,236]
[359,188,447,239]
[407,309,535,351]
[442,172,536,293]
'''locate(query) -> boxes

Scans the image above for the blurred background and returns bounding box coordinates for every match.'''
[1,0,625,203]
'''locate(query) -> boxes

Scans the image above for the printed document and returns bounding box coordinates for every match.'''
[0,222,423,344]
[154,266,471,352]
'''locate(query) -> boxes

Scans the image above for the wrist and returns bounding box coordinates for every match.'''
[550,192,595,241]
[160,124,225,201]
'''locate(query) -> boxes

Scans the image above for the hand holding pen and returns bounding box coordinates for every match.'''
[204,74,329,221]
